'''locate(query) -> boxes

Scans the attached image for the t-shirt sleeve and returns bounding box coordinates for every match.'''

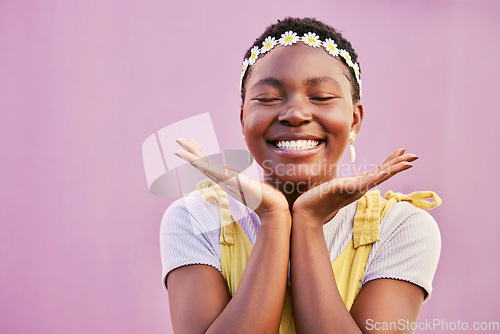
[160,195,222,291]
[360,202,441,302]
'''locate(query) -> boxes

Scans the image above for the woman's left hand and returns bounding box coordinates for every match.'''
[292,149,418,226]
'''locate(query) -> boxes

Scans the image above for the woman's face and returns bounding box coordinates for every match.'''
[241,43,363,191]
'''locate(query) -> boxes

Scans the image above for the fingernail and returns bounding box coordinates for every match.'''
[175,139,182,146]
[408,155,419,162]
[403,164,413,170]
[174,152,181,158]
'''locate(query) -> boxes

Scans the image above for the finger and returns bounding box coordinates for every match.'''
[176,139,242,182]
[351,158,413,193]
[380,149,406,165]
[374,153,418,175]
[175,144,258,198]
[174,140,270,212]
[353,169,391,193]
[176,138,206,159]
[360,152,409,177]
[371,161,413,187]
[175,138,249,185]
[360,151,415,179]
[380,153,418,170]
[175,148,235,185]
[385,160,413,176]
[176,138,205,158]
[174,148,200,165]
[320,153,416,204]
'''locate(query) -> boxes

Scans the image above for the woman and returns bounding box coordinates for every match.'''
[162,17,441,333]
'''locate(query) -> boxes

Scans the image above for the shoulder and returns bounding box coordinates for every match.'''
[159,188,261,290]
[379,201,440,246]
[362,200,441,301]
[160,190,222,236]
[160,186,259,236]
[160,191,225,289]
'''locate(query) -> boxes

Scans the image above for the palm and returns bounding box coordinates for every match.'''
[293,149,418,223]
[175,138,289,218]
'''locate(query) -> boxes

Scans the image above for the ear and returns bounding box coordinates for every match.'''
[351,101,364,135]
[240,107,245,133]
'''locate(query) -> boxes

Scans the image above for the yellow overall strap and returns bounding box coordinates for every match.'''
[332,189,442,311]
[197,180,441,333]
[196,179,253,294]
[332,190,381,311]
[197,179,295,333]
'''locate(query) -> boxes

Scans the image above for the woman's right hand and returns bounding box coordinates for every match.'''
[170,139,292,333]
[175,138,290,221]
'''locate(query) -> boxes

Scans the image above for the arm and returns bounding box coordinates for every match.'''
[352,207,441,333]
[290,149,427,333]
[168,138,292,333]
[350,279,424,333]
[290,214,425,334]
[290,216,362,333]
[167,211,291,334]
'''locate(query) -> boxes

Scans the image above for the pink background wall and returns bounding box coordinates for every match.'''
[1,0,499,333]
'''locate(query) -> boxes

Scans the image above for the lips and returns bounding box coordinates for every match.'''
[267,133,325,150]
[266,133,325,158]
[274,139,320,150]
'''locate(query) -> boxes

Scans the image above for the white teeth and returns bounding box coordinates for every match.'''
[275,140,320,150]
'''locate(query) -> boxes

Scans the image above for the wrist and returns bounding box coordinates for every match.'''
[293,205,339,225]
[258,209,292,232]
[291,212,324,232]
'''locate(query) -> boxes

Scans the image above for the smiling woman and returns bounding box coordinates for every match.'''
[161,17,441,334]
[241,42,361,198]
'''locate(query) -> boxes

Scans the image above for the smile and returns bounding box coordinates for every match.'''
[267,138,325,158]
[273,139,321,150]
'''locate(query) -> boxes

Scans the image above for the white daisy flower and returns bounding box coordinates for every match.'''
[261,36,277,54]
[278,31,299,46]
[339,49,355,67]
[322,38,339,56]
[301,32,321,48]
[241,58,249,75]
[248,46,260,65]
[352,62,360,80]
[240,59,249,90]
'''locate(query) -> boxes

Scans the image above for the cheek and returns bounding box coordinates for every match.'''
[242,106,274,137]
[241,111,271,151]
[323,114,352,143]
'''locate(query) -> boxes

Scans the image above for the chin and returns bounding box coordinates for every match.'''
[263,168,332,194]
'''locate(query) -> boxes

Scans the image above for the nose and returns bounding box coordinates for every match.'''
[278,101,312,127]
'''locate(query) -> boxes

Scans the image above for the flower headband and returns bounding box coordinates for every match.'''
[240,31,362,98]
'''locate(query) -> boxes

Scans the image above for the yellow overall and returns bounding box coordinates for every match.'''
[197,180,441,333]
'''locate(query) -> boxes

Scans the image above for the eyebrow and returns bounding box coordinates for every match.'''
[304,76,342,87]
[253,76,343,89]
[253,77,284,89]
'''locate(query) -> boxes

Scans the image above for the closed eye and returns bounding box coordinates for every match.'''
[252,97,282,103]
[310,96,335,102]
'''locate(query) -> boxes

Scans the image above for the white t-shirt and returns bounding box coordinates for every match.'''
[160,189,441,302]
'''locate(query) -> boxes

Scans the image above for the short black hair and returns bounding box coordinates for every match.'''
[241,17,361,103]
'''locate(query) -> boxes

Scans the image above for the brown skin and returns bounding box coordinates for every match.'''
[168,43,425,333]
[241,44,362,206]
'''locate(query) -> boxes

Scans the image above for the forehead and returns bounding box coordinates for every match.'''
[247,43,351,90]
